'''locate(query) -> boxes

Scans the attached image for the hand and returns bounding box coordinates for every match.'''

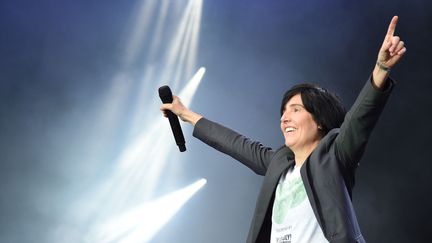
[377,16,407,69]
[160,95,203,125]
[160,95,187,120]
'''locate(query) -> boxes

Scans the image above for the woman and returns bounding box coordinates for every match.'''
[161,16,406,243]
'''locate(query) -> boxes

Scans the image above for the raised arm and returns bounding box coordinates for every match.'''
[335,16,406,169]
[160,95,276,175]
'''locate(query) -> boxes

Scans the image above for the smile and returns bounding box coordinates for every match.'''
[285,127,297,133]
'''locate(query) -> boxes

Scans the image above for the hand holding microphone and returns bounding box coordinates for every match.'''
[159,86,187,152]
[159,86,204,152]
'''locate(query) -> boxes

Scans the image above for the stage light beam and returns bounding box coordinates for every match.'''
[90,179,207,243]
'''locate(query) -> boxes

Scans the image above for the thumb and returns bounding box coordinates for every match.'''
[160,103,173,111]
[378,40,392,63]
[381,39,392,52]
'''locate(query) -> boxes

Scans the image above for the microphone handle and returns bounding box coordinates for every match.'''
[166,109,186,152]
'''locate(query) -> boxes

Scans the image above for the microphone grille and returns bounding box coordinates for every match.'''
[158,85,173,103]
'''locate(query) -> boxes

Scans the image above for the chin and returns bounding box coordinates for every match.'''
[284,141,294,148]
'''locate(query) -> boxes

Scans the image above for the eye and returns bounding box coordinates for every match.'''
[293,107,301,112]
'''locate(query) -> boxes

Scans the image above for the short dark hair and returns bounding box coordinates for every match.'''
[280,83,346,136]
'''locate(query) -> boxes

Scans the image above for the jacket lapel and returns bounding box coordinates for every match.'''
[250,147,294,242]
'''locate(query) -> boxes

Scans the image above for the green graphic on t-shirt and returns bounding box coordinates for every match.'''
[272,177,307,224]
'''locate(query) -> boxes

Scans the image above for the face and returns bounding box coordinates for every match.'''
[280,94,322,151]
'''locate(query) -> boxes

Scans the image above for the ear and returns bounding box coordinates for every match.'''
[317,125,325,138]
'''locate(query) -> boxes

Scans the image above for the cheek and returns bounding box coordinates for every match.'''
[302,117,318,133]
[306,122,320,137]
[307,120,317,129]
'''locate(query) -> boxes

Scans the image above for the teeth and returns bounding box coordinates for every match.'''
[285,127,296,132]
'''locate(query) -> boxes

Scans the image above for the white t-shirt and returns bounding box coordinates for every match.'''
[270,165,328,243]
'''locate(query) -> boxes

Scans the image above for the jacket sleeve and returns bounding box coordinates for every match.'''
[334,76,395,171]
[193,118,276,175]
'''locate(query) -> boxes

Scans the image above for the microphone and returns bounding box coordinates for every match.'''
[158,85,186,152]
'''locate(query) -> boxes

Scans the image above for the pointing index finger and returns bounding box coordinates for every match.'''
[386,16,398,38]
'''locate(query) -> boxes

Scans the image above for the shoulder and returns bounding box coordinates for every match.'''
[316,128,340,151]
[273,145,294,160]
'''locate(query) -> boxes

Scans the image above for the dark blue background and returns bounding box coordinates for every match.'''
[1,0,431,242]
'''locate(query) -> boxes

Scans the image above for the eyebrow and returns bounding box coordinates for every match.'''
[284,104,305,109]
[282,103,305,112]
[288,104,304,107]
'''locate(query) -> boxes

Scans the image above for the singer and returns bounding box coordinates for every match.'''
[160,16,406,243]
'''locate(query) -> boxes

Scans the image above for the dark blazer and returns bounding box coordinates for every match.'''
[193,78,394,243]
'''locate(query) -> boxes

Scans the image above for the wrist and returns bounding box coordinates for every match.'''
[372,64,390,90]
[180,109,202,126]
[376,61,391,72]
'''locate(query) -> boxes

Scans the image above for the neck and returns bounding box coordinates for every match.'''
[291,141,319,167]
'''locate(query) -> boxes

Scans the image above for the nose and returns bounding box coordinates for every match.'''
[280,111,290,123]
